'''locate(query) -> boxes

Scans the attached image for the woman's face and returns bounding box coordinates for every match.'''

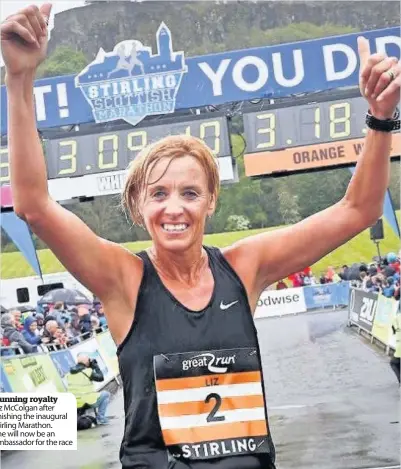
[29,321,37,333]
[141,155,215,253]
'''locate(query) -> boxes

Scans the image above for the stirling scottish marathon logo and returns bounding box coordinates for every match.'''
[75,23,187,126]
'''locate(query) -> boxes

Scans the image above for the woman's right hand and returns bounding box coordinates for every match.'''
[1,3,52,77]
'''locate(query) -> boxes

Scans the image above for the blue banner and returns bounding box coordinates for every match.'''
[304,282,350,309]
[1,26,399,134]
[49,349,76,389]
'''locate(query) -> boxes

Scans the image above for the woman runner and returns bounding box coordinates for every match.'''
[1,4,400,469]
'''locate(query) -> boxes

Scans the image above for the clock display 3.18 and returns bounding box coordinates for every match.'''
[243,95,372,153]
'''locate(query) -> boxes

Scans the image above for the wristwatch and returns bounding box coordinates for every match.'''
[365,108,400,132]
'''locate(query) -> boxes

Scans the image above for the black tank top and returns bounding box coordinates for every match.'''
[117,246,276,469]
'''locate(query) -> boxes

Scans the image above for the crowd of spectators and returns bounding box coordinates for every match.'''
[0,300,107,355]
[276,252,400,301]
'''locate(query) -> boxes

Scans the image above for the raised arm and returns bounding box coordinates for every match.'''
[1,4,141,308]
[225,37,400,298]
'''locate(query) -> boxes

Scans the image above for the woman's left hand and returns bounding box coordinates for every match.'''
[358,36,401,120]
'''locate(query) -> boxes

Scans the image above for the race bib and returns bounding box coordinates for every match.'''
[153,347,270,460]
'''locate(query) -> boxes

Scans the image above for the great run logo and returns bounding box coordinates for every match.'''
[182,353,236,373]
[75,23,187,127]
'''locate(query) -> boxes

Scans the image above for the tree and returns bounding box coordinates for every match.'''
[225,215,251,232]
[36,46,88,78]
[276,181,302,225]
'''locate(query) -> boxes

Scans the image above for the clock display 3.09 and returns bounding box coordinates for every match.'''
[0,115,231,183]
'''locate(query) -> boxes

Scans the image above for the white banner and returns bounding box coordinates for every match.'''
[254,288,307,319]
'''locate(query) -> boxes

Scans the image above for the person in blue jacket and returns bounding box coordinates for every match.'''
[22,316,42,346]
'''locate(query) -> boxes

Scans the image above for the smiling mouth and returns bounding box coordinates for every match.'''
[161,223,189,233]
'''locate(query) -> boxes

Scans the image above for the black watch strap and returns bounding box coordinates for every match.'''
[366,108,400,132]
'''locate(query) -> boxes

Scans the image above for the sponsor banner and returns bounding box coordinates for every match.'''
[154,348,270,460]
[49,349,77,389]
[1,27,399,133]
[244,133,401,176]
[1,354,66,393]
[371,295,399,346]
[254,288,306,319]
[95,331,119,376]
[348,288,378,333]
[0,363,13,392]
[69,337,113,390]
[303,282,350,309]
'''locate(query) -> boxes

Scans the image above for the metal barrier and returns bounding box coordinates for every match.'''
[0,326,120,392]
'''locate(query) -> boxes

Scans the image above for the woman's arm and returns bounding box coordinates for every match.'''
[224,38,400,300]
[1,4,142,306]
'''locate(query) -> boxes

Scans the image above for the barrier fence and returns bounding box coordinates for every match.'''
[0,329,120,393]
[348,287,399,353]
[1,283,397,393]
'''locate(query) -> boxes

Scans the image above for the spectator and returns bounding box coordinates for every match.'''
[381,258,396,278]
[69,311,83,337]
[53,301,69,327]
[359,264,368,274]
[276,280,288,290]
[54,327,69,347]
[66,354,110,425]
[326,267,341,283]
[303,271,316,286]
[96,304,107,327]
[63,319,80,345]
[339,265,349,281]
[9,309,23,331]
[91,315,101,332]
[290,272,303,287]
[22,316,42,346]
[35,313,45,335]
[387,252,400,273]
[359,271,369,290]
[383,276,396,298]
[42,319,60,344]
[370,276,383,294]
[0,313,36,353]
[368,264,378,277]
[77,305,92,339]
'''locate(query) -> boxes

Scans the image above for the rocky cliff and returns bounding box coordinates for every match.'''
[48,1,399,61]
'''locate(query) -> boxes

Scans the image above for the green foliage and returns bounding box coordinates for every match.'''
[225,215,251,232]
[1,214,399,280]
[37,46,88,78]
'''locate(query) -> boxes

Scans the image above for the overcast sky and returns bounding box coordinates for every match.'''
[0,1,86,65]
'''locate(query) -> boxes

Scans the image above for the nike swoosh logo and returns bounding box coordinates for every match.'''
[220,300,238,310]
